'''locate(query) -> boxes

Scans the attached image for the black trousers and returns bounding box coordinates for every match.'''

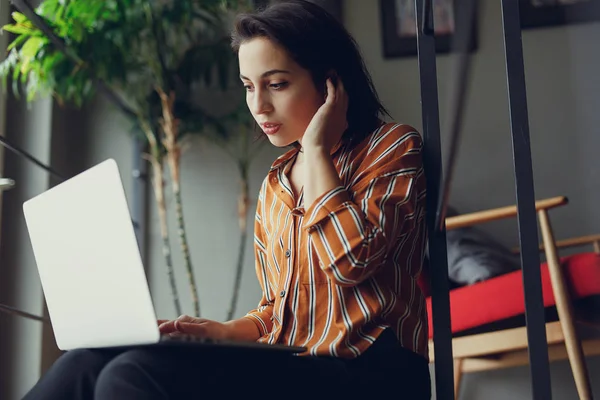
[23,329,431,399]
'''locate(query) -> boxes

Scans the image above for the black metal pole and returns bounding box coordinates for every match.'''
[0,135,65,182]
[434,0,477,231]
[500,1,552,399]
[415,1,454,399]
[0,135,141,230]
[0,303,50,324]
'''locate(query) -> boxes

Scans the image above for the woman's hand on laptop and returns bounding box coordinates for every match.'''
[158,315,229,340]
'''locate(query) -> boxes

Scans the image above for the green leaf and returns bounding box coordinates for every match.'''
[1,0,252,143]
[7,34,29,52]
[11,12,29,24]
[20,59,31,81]
[2,23,35,35]
[20,36,45,59]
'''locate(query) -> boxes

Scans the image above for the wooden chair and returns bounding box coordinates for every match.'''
[424,196,600,399]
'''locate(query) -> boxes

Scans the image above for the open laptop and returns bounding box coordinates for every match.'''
[22,158,304,354]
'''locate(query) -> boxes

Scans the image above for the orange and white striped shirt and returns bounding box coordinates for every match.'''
[244,122,429,359]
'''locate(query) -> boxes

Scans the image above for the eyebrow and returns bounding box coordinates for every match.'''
[239,69,291,80]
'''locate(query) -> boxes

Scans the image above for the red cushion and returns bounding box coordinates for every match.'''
[426,252,600,338]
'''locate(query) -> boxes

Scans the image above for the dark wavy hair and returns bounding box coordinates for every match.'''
[231,0,390,147]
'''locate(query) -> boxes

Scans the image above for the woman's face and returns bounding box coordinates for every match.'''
[238,37,324,148]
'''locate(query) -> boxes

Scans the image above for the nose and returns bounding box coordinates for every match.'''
[250,89,272,116]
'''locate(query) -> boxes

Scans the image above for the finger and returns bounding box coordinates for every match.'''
[159,314,192,333]
[325,78,336,104]
[177,315,210,325]
[160,315,209,334]
[336,78,349,109]
[157,319,169,326]
[175,321,208,337]
[158,320,178,334]
[336,77,345,96]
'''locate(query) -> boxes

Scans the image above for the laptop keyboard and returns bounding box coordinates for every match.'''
[160,334,217,344]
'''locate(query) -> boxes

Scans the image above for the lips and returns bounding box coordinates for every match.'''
[260,122,282,135]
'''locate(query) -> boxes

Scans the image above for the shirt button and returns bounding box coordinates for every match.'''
[285,250,291,258]
[280,290,286,298]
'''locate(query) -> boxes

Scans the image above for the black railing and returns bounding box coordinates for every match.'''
[415,1,454,398]
[500,1,552,398]
[416,0,554,398]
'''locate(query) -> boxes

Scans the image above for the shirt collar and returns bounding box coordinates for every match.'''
[269,147,300,172]
[268,140,345,173]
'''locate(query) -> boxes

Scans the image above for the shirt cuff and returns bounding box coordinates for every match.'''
[243,312,272,337]
[303,186,352,230]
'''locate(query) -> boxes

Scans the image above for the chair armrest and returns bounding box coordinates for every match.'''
[513,234,600,254]
[446,196,568,231]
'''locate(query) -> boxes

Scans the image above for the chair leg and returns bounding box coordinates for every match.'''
[454,358,463,400]
[539,210,593,400]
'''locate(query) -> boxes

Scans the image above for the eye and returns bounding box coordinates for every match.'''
[269,82,288,90]
[243,84,254,92]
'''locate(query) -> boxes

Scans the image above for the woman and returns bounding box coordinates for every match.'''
[24,1,431,398]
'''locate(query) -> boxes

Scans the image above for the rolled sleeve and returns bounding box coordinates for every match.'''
[243,303,274,337]
[302,136,423,287]
[303,186,351,229]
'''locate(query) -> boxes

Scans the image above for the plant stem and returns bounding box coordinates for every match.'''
[158,88,200,317]
[172,181,199,317]
[227,164,250,320]
[140,120,182,317]
[150,156,182,317]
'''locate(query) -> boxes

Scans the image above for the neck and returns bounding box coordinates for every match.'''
[296,148,304,164]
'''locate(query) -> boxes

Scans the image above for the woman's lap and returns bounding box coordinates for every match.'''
[24,346,353,399]
[23,331,431,399]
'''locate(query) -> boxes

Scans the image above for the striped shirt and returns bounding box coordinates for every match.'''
[244,122,429,360]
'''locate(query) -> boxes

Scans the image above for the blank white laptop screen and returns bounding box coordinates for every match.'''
[23,159,160,350]
[23,158,306,355]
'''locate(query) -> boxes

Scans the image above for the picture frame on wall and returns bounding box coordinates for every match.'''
[520,0,600,29]
[380,0,477,59]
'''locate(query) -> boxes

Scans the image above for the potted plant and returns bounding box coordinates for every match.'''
[0,0,260,318]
